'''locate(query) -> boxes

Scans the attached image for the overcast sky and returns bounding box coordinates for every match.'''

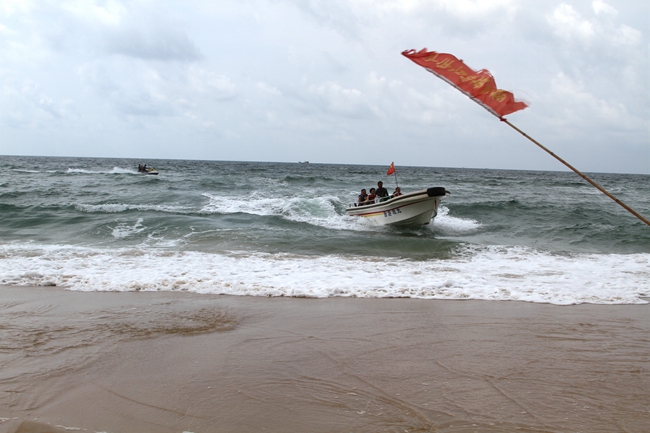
[1,0,648,173]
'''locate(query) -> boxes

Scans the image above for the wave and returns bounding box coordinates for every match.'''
[65,167,142,175]
[200,192,371,231]
[76,203,193,213]
[111,218,146,239]
[12,168,41,173]
[1,243,647,305]
[433,206,482,235]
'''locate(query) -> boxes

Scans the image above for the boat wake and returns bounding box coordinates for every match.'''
[200,193,372,231]
[65,167,141,175]
[434,206,482,235]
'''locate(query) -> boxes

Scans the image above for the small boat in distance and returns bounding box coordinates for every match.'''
[299,161,309,164]
[138,164,159,175]
[346,187,448,226]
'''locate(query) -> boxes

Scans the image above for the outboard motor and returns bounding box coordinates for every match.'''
[427,187,448,197]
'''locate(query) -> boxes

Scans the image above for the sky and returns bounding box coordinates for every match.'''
[1,0,648,173]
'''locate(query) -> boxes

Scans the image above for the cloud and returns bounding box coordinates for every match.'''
[1,77,77,129]
[279,0,520,41]
[279,0,366,40]
[59,0,127,26]
[547,2,641,49]
[34,1,203,62]
[103,26,202,61]
[548,72,641,131]
[188,67,237,101]
[548,4,595,44]
[592,0,617,16]
[77,60,170,117]
[431,0,518,20]
[307,81,379,118]
[256,81,282,96]
[0,0,35,16]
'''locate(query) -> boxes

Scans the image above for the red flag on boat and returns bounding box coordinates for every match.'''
[401,49,528,118]
[387,162,395,176]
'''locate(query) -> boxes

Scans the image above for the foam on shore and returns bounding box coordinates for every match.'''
[1,243,647,305]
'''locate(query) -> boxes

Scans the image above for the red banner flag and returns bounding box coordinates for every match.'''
[386,162,395,176]
[402,49,528,118]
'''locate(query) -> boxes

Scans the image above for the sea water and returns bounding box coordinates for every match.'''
[1,155,648,304]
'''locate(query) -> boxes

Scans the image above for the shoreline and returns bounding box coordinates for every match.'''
[4,281,649,306]
[1,286,648,433]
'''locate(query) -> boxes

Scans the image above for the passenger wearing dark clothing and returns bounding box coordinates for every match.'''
[358,189,368,205]
[375,181,389,198]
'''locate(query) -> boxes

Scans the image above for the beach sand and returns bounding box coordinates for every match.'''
[0,286,648,433]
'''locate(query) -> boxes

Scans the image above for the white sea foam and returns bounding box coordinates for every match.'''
[1,243,647,305]
[65,167,140,175]
[433,206,481,234]
[109,166,135,174]
[76,203,193,213]
[201,193,373,231]
[66,168,97,174]
[111,218,145,239]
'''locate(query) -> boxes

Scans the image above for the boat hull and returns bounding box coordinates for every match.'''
[345,187,447,227]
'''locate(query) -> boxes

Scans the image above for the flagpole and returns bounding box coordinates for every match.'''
[502,118,650,227]
[394,169,399,190]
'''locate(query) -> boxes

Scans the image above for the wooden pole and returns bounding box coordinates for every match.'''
[502,118,650,227]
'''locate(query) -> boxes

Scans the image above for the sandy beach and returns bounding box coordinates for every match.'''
[0,286,648,433]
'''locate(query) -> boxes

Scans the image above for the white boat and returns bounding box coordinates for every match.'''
[345,187,448,226]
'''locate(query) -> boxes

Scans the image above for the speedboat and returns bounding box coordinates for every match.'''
[345,187,449,226]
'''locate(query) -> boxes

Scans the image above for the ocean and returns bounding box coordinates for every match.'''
[1,155,649,305]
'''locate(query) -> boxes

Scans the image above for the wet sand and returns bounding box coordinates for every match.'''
[0,286,648,433]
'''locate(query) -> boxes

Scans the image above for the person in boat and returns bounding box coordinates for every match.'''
[375,181,389,199]
[358,189,368,205]
[138,164,143,172]
[367,188,376,204]
[393,187,402,197]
